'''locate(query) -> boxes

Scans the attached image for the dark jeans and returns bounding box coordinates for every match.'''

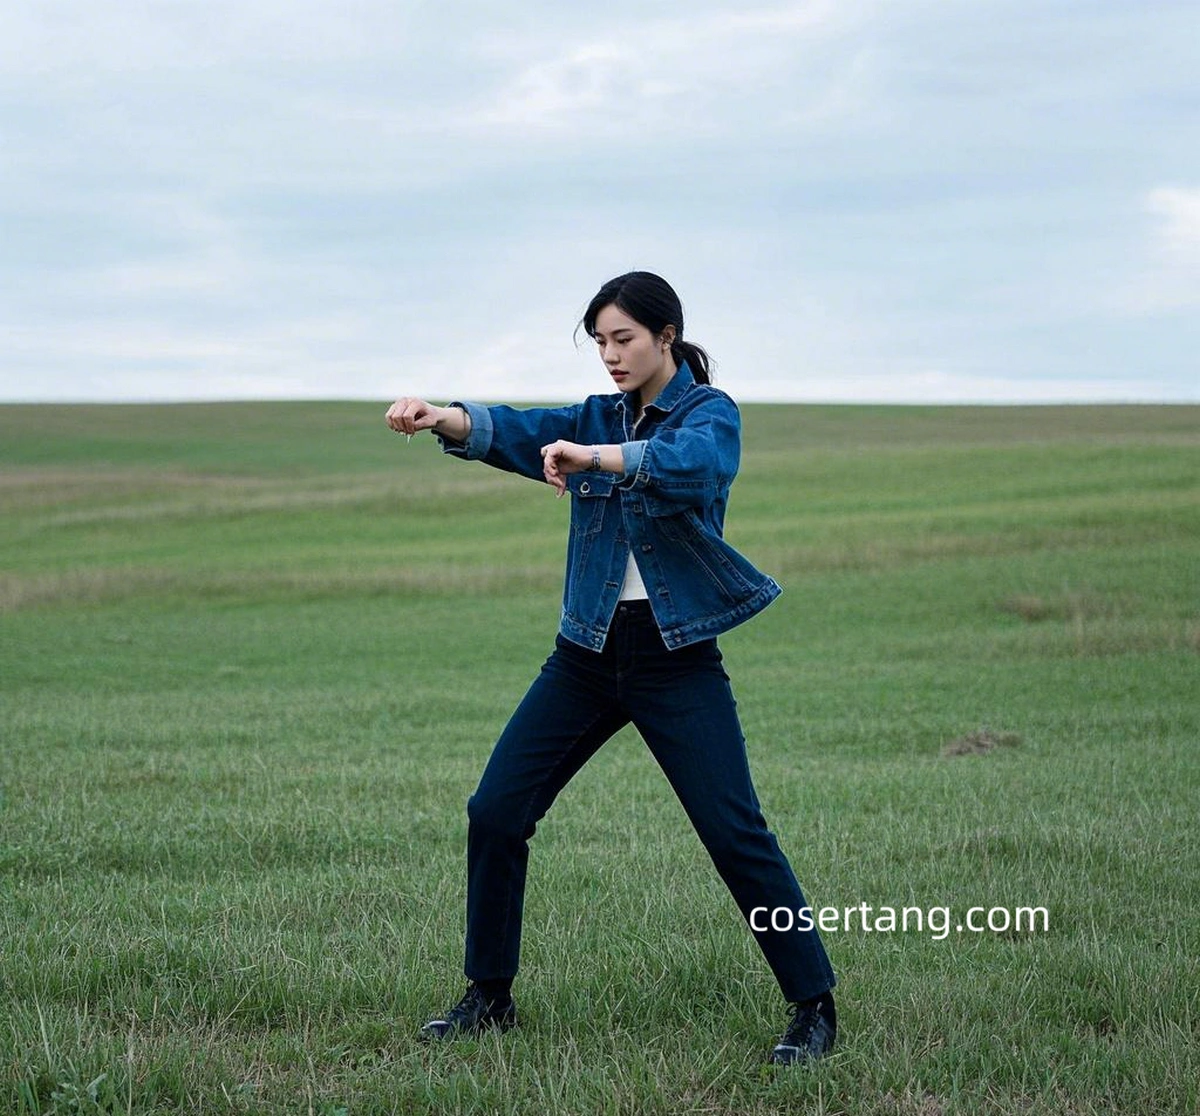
[464,600,836,1003]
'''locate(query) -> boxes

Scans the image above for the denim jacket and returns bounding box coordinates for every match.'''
[436,363,781,651]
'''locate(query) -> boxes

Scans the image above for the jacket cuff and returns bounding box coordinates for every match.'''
[618,440,650,488]
[435,401,493,459]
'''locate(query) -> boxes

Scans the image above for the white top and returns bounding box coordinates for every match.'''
[618,550,649,600]
[619,408,650,601]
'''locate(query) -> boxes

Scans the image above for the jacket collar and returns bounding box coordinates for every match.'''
[614,361,696,417]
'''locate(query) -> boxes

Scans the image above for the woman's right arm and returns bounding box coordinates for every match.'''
[386,396,582,484]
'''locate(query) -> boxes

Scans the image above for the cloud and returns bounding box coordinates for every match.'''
[473,0,866,135]
[1115,185,1200,314]
[1147,186,1200,258]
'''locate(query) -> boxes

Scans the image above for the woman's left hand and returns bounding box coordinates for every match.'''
[540,440,592,498]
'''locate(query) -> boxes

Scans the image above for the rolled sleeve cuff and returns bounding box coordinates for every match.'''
[618,440,650,488]
[435,401,494,459]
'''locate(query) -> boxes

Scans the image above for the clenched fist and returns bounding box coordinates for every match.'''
[386,397,442,436]
[540,440,594,497]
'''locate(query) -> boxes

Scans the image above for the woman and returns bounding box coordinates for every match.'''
[385,272,836,1065]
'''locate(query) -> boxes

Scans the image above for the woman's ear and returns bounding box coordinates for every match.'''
[659,325,676,350]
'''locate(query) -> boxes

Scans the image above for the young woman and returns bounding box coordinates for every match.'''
[385,272,837,1065]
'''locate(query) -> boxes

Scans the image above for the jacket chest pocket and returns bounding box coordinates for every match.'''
[568,474,615,537]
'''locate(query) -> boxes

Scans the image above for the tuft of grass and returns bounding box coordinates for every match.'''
[941,727,1023,757]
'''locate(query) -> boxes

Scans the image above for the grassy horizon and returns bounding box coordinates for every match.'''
[2,401,1198,1115]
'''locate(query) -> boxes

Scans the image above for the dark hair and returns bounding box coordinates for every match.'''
[577,271,713,385]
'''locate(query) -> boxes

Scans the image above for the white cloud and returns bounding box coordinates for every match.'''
[481,44,652,130]
[1147,186,1200,258]
[1116,185,1200,314]
[474,0,864,135]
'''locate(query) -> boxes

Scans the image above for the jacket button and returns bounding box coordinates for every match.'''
[580,481,590,494]
[641,544,652,552]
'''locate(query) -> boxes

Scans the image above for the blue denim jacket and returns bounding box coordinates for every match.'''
[436,363,781,651]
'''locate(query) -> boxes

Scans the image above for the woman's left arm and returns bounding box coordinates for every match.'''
[539,391,740,506]
[539,441,624,496]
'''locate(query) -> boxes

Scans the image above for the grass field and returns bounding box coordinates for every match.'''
[2,400,1197,1116]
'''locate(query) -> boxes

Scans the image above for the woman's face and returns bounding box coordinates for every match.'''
[592,303,676,406]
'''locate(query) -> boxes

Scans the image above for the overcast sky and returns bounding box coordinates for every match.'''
[1,0,1197,404]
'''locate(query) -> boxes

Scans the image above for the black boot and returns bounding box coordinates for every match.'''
[769,992,836,1065]
[418,982,517,1040]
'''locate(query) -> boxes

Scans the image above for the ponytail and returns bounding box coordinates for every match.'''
[671,337,712,385]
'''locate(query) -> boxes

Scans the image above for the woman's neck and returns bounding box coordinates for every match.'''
[639,359,677,413]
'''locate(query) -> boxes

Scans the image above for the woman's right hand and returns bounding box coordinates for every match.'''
[386,397,443,436]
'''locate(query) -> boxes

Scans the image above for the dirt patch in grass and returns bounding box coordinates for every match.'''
[997,589,1120,623]
[942,727,1023,757]
[881,1090,947,1116]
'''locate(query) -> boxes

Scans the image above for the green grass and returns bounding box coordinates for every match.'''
[2,401,1198,1115]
